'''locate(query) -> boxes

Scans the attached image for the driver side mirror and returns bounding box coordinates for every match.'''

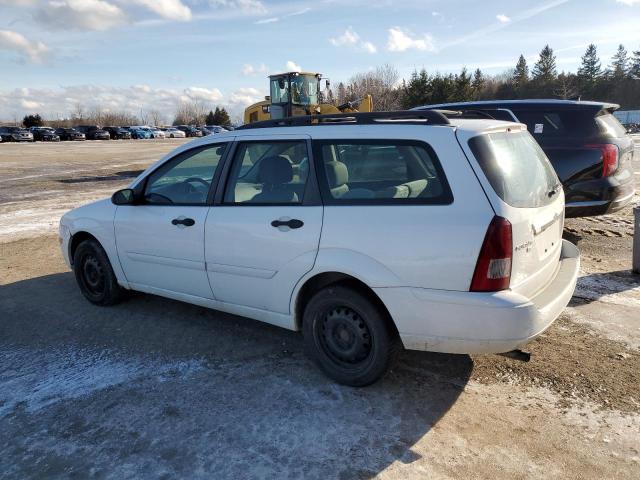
[111,188,136,205]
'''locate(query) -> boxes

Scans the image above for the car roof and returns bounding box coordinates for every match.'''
[414,99,619,111]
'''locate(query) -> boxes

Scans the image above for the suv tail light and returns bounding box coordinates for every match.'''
[470,216,512,292]
[585,143,619,177]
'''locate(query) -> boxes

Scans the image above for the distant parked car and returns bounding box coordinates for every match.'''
[104,126,132,140]
[127,127,152,139]
[204,125,228,135]
[163,127,186,138]
[0,126,34,142]
[150,128,165,139]
[30,127,60,142]
[55,128,86,141]
[76,125,110,140]
[176,125,203,137]
[414,100,636,217]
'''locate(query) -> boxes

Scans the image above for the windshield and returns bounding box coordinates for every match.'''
[469,130,559,208]
[291,75,318,106]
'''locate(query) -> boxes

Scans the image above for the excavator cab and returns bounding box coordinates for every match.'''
[269,72,321,120]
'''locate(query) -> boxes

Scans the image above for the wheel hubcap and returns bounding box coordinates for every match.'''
[320,307,371,365]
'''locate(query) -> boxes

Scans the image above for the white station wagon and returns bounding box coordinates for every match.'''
[59,111,580,386]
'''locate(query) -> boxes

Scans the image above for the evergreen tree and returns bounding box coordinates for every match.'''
[22,114,43,128]
[577,44,602,82]
[513,54,529,85]
[609,44,629,79]
[630,46,640,79]
[211,107,231,127]
[401,69,431,108]
[471,68,484,95]
[205,110,215,125]
[454,67,473,101]
[532,45,557,82]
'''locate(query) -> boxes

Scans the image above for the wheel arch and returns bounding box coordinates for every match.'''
[69,231,100,265]
[293,271,398,336]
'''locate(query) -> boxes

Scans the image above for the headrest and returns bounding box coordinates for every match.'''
[325,161,348,188]
[258,156,293,184]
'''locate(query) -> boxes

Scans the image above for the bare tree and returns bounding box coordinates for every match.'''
[148,109,164,127]
[173,100,207,125]
[345,64,401,111]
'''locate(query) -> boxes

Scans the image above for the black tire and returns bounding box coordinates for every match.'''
[73,239,124,306]
[303,286,400,386]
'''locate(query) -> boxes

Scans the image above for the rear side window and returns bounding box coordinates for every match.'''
[315,140,452,204]
[514,110,598,139]
[469,131,559,208]
[595,114,627,138]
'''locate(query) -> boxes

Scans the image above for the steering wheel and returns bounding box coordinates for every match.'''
[183,177,210,193]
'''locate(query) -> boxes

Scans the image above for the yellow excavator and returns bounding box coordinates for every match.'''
[243,71,373,124]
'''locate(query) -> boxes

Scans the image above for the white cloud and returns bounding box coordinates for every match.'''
[386,27,435,52]
[228,87,263,106]
[241,63,268,76]
[0,30,50,63]
[0,84,258,123]
[35,0,127,31]
[209,0,267,15]
[286,60,301,72]
[329,27,377,54]
[496,14,511,23]
[616,0,640,5]
[183,86,223,102]
[129,0,191,21]
[255,17,278,24]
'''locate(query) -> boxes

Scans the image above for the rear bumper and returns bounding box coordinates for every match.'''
[375,240,580,354]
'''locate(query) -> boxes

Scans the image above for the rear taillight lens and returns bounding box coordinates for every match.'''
[585,143,619,177]
[470,216,513,292]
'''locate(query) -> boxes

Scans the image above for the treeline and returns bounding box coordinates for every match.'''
[17,102,232,129]
[329,43,640,111]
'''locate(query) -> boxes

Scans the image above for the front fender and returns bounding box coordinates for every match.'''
[63,199,129,288]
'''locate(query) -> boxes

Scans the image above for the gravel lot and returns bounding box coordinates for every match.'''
[1,139,639,479]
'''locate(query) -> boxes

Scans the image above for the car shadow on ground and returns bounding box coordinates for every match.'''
[0,272,472,479]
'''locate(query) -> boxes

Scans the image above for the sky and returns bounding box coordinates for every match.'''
[1,0,639,123]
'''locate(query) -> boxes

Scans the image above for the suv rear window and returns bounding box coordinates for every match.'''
[514,109,598,139]
[316,140,452,204]
[469,131,559,208]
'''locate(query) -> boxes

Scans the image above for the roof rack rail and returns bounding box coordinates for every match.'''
[236,110,451,130]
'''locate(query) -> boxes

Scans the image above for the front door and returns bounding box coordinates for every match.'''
[115,143,229,299]
[205,137,322,315]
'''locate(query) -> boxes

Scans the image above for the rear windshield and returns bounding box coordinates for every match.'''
[469,131,559,208]
[595,114,627,138]
[514,109,598,139]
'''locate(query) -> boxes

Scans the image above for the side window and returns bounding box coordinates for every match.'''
[317,140,452,204]
[224,141,309,204]
[144,143,227,205]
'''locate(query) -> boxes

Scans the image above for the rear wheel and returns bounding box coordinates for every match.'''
[303,286,399,386]
[73,239,124,306]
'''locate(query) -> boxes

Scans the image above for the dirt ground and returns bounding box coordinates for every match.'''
[1,140,639,479]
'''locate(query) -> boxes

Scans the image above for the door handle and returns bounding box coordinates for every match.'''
[172,217,195,227]
[271,218,304,229]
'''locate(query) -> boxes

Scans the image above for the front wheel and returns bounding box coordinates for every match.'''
[73,239,124,306]
[303,286,399,386]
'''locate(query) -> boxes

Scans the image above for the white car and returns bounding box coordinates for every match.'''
[164,127,186,138]
[150,128,165,139]
[59,111,579,386]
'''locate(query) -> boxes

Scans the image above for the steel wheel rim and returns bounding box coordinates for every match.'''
[81,254,105,296]
[318,306,372,367]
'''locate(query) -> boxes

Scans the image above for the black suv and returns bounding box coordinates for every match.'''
[55,128,86,141]
[414,100,635,217]
[176,125,203,137]
[104,126,132,140]
[30,127,60,142]
[75,125,111,140]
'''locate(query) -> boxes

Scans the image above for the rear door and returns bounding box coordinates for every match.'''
[204,135,322,317]
[462,126,564,297]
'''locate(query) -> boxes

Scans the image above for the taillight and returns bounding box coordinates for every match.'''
[470,216,512,292]
[585,143,619,177]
